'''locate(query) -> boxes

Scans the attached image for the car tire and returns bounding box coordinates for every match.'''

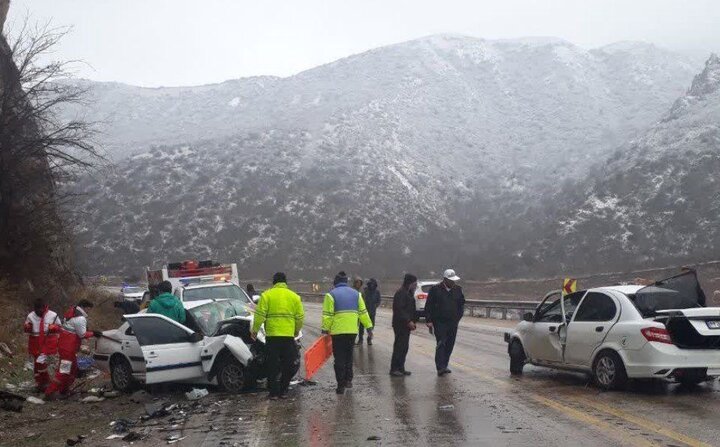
[110,356,136,393]
[216,356,245,393]
[592,350,628,391]
[509,340,526,375]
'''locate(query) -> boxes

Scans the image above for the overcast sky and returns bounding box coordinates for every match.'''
[7,0,720,87]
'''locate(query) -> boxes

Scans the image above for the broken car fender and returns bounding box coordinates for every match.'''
[200,337,228,373]
[223,335,253,366]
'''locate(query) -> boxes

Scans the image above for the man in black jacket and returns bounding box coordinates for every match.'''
[425,269,465,376]
[358,278,382,345]
[390,274,418,376]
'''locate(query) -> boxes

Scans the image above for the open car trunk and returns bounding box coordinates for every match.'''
[656,308,720,349]
[634,271,720,349]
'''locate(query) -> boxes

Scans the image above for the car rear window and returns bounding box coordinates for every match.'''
[632,272,703,317]
[421,285,433,293]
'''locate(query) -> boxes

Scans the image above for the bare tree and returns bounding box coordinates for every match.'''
[0,19,103,284]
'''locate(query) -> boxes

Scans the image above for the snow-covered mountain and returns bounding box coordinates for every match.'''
[68,35,705,277]
[529,54,720,274]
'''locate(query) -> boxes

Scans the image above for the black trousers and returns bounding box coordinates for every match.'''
[390,326,410,372]
[433,321,458,371]
[357,309,377,340]
[265,336,298,397]
[332,334,356,387]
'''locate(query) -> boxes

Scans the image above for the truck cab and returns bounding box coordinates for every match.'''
[174,281,254,307]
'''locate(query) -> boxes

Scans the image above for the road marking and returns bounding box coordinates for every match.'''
[304,306,712,447]
[249,400,270,447]
[570,395,714,447]
[529,393,657,447]
[409,344,657,447]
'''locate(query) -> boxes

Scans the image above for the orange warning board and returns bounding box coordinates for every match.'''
[304,334,333,380]
[562,278,577,296]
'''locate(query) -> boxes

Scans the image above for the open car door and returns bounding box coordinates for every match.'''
[124,314,204,384]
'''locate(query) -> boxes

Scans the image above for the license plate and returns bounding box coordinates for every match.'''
[706,321,720,329]
[708,369,720,376]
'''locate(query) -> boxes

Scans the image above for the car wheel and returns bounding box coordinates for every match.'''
[509,340,526,375]
[110,356,136,392]
[592,350,628,391]
[217,356,245,393]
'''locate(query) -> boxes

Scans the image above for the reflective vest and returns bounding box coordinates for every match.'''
[252,283,304,337]
[58,306,92,355]
[322,283,373,335]
[24,310,61,356]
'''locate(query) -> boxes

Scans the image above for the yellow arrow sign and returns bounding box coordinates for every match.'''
[562,278,577,296]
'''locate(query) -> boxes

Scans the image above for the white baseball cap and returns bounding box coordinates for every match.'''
[443,269,460,281]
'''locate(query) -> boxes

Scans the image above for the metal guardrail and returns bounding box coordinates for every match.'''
[298,292,541,321]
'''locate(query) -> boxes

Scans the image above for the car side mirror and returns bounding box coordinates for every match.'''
[523,312,534,322]
[188,332,203,343]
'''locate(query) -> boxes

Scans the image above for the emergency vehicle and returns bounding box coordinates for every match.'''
[146,260,250,305]
[146,260,240,290]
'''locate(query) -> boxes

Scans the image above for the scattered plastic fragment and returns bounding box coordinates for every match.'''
[438,404,455,410]
[130,389,150,403]
[166,435,187,444]
[26,396,45,405]
[185,388,209,401]
[122,432,144,442]
[81,396,105,403]
[367,435,381,441]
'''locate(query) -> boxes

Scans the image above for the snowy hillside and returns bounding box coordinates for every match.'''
[529,54,720,274]
[68,35,705,277]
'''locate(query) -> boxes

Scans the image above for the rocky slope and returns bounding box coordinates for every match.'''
[68,35,704,278]
[529,54,720,274]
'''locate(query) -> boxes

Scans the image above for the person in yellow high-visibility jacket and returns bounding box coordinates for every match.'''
[252,272,304,400]
[321,271,373,394]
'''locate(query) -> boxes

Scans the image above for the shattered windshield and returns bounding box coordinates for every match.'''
[189,300,252,335]
[633,272,704,317]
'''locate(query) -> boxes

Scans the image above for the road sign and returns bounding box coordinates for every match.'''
[304,334,333,380]
[562,278,577,296]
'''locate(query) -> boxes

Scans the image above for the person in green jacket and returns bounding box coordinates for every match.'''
[252,272,304,400]
[322,271,373,394]
[147,281,186,324]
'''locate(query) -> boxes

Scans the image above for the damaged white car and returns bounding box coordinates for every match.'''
[505,272,720,390]
[94,300,301,393]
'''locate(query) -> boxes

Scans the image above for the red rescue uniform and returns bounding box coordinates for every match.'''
[45,306,93,397]
[24,308,61,390]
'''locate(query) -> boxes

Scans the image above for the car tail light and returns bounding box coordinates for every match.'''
[641,327,673,344]
[417,293,427,300]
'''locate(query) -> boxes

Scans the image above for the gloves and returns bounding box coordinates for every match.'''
[24,322,33,333]
[93,331,103,338]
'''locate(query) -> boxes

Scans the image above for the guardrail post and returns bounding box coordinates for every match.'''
[501,308,507,320]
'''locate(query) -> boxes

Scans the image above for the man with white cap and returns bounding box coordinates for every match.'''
[424,269,465,376]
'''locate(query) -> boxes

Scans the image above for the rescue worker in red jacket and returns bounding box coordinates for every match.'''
[24,299,61,391]
[45,300,101,399]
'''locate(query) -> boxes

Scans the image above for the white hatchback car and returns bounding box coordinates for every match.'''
[504,273,720,390]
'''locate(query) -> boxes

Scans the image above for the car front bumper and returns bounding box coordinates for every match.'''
[621,342,720,379]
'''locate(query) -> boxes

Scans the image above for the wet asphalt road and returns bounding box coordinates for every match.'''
[177,303,720,447]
